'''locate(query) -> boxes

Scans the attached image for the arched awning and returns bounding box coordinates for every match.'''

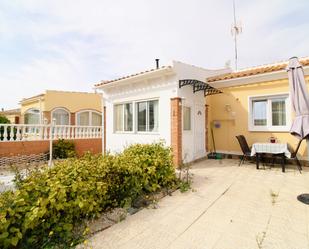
[179,79,222,97]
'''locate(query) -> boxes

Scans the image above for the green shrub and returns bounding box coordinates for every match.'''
[0,143,177,248]
[52,139,76,159]
[0,115,11,141]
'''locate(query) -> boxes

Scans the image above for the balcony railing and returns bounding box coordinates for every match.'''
[0,124,102,142]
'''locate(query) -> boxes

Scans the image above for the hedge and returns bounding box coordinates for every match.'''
[0,143,177,248]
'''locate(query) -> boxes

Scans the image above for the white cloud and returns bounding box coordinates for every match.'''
[0,0,308,109]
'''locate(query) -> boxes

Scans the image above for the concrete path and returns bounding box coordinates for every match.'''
[88,159,309,249]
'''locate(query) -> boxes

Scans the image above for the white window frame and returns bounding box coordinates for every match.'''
[24,108,40,125]
[136,99,159,133]
[248,93,291,132]
[76,110,102,126]
[51,108,70,125]
[183,105,192,131]
[113,102,134,133]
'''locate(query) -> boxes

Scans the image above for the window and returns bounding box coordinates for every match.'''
[137,100,158,132]
[252,100,267,126]
[76,110,102,126]
[183,106,191,130]
[24,109,40,124]
[249,94,290,131]
[52,108,70,125]
[114,103,133,132]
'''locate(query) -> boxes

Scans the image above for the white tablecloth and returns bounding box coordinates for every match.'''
[251,143,291,158]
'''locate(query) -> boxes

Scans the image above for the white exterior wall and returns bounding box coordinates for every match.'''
[102,74,177,153]
[173,61,231,163]
[97,61,231,163]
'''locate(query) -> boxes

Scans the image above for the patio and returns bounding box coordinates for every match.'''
[88,159,309,249]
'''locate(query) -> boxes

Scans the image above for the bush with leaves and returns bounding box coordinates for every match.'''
[52,139,76,159]
[0,115,10,141]
[0,142,177,248]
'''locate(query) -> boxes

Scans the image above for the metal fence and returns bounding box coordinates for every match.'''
[0,153,48,167]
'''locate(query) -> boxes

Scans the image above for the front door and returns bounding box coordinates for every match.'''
[194,104,205,159]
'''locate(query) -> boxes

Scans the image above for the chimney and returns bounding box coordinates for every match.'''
[155,59,160,69]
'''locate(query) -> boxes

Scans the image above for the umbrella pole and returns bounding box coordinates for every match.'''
[307,138,309,161]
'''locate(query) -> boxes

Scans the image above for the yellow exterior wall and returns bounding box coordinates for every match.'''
[44,90,102,112]
[208,76,309,159]
[20,91,102,124]
[20,98,45,116]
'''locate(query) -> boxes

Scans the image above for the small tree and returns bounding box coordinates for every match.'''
[0,115,10,124]
[0,115,11,140]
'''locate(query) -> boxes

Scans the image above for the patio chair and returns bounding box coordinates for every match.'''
[236,135,251,166]
[289,138,304,173]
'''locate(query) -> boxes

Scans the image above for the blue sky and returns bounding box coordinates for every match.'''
[0,0,309,109]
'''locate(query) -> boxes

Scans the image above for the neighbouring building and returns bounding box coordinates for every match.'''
[95,61,231,166]
[20,90,102,126]
[206,57,309,160]
[0,108,21,124]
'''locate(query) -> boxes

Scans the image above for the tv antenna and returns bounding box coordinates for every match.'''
[231,0,242,70]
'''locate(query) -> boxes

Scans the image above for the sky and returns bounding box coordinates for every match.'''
[0,0,309,109]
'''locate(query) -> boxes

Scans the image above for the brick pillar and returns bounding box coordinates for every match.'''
[43,111,51,123]
[70,113,75,125]
[205,104,209,152]
[170,97,182,167]
[103,106,106,154]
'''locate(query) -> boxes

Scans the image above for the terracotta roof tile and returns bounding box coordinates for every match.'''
[207,57,309,82]
[95,66,172,87]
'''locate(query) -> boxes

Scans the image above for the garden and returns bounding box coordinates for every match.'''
[0,142,182,248]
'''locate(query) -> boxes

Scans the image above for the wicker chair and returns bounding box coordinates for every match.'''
[236,135,252,166]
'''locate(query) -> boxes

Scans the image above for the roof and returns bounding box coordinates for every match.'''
[20,90,99,103]
[95,66,172,87]
[20,93,45,103]
[0,108,21,115]
[207,57,309,83]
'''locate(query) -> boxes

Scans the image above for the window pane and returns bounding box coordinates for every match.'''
[124,103,133,131]
[92,112,102,126]
[253,100,267,126]
[183,106,191,130]
[148,100,158,132]
[52,109,69,125]
[137,102,147,132]
[25,109,40,124]
[77,112,90,126]
[114,105,123,131]
[272,99,286,126]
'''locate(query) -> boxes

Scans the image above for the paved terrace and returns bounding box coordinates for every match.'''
[89,159,309,249]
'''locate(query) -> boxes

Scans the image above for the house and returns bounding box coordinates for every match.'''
[0,108,21,124]
[95,61,231,165]
[206,57,309,160]
[20,90,102,126]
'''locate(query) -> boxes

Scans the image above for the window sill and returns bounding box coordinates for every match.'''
[136,132,160,135]
[113,131,134,134]
[249,127,290,132]
[113,131,160,135]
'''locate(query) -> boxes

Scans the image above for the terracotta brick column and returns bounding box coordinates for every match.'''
[103,106,106,155]
[205,104,209,152]
[43,111,51,124]
[170,97,182,167]
[70,113,75,125]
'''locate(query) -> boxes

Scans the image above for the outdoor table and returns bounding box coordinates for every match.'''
[251,143,291,172]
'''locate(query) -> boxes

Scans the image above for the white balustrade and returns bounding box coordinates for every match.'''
[0,124,102,142]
